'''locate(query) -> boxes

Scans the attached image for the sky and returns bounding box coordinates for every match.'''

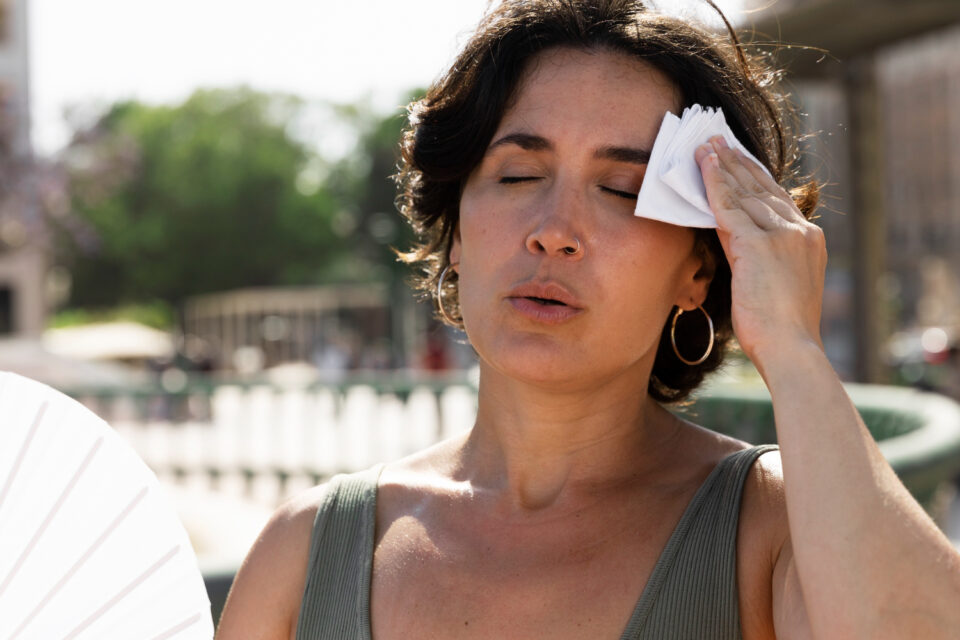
[28,0,745,158]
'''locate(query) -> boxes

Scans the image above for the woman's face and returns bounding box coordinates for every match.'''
[451,47,712,390]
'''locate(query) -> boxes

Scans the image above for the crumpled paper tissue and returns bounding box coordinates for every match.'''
[634,104,771,228]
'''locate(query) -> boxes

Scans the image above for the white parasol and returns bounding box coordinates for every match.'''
[0,372,214,639]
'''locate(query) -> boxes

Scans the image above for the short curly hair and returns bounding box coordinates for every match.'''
[396,0,819,403]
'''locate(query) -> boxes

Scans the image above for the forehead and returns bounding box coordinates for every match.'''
[499,47,681,148]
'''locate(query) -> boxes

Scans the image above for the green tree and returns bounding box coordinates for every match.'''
[322,93,422,284]
[59,87,344,306]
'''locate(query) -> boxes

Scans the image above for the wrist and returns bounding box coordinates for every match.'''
[751,336,830,389]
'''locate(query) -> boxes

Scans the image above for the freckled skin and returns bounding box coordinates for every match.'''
[452,47,709,394]
[362,49,755,640]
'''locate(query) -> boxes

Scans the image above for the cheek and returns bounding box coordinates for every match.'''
[455,193,502,308]
[604,222,698,308]
[629,222,696,273]
[610,220,694,270]
[458,189,522,262]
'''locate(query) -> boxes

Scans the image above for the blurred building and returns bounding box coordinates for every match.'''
[0,0,46,336]
[751,0,960,381]
[877,25,960,333]
[182,285,399,373]
[791,82,857,378]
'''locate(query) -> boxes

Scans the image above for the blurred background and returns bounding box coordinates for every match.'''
[2,0,960,625]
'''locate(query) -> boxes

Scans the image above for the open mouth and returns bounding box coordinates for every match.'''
[506,282,583,316]
[507,287,583,324]
[526,296,567,306]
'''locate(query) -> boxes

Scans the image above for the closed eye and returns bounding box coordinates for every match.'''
[600,185,638,201]
[499,177,636,200]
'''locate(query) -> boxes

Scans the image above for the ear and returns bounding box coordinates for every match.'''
[674,247,715,311]
[448,223,462,271]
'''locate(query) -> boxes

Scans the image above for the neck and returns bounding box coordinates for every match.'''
[456,362,683,513]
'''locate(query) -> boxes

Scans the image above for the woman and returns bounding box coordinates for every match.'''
[217,1,960,638]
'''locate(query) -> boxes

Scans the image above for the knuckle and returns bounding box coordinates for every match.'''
[803,224,825,245]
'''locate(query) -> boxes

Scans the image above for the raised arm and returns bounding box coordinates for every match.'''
[697,137,960,639]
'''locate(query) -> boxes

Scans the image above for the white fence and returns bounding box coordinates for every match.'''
[70,375,478,508]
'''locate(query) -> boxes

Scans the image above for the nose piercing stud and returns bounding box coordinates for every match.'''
[563,238,582,256]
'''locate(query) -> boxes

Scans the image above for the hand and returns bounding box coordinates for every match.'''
[695,136,827,370]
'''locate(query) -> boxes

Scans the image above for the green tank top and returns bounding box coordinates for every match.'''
[296,444,777,639]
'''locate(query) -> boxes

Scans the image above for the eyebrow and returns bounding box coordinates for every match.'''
[488,132,552,152]
[487,133,651,166]
[594,145,651,165]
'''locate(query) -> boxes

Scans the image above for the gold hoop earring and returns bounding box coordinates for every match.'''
[670,305,714,366]
[437,264,463,326]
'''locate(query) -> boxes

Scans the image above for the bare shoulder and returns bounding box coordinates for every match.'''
[215,483,330,640]
[739,449,788,558]
[736,448,791,639]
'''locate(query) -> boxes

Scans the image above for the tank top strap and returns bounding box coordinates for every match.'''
[295,464,383,640]
[621,444,779,640]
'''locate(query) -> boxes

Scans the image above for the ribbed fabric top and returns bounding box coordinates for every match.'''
[295,444,777,640]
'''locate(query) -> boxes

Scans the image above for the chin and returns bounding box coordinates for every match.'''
[492,358,585,389]
[470,329,621,392]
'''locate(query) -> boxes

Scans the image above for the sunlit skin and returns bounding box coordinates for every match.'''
[368,48,781,640]
[215,46,960,640]
[452,46,710,396]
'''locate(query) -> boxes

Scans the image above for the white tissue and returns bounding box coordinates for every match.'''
[634,104,771,229]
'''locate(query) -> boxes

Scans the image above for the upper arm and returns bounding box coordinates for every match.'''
[215,485,328,640]
[738,450,813,640]
[771,536,814,640]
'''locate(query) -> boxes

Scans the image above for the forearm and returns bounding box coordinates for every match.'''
[758,339,960,639]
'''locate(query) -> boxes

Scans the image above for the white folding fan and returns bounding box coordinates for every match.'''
[0,372,214,639]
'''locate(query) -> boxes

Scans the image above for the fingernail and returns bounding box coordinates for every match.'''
[715,137,729,150]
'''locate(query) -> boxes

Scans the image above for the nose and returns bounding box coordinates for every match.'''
[524,189,584,259]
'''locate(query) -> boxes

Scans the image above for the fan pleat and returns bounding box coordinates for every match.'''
[0,373,214,639]
[0,402,48,514]
[8,486,150,639]
[150,612,207,640]
[62,544,181,640]
[0,436,104,600]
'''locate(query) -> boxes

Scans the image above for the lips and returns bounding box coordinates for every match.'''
[506,281,584,324]
[507,282,583,308]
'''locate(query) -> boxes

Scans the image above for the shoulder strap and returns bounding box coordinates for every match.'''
[295,465,382,640]
[622,444,778,640]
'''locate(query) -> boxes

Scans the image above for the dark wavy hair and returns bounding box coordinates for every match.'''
[396,0,819,403]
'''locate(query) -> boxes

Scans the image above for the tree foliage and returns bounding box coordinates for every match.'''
[59,87,345,306]
[321,94,421,284]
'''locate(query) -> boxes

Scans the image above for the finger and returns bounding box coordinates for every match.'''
[706,143,784,231]
[725,144,808,226]
[712,136,780,193]
[711,136,793,213]
[712,139,774,200]
[697,146,765,234]
[714,159,785,230]
[709,137,806,225]
[711,139,797,220]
